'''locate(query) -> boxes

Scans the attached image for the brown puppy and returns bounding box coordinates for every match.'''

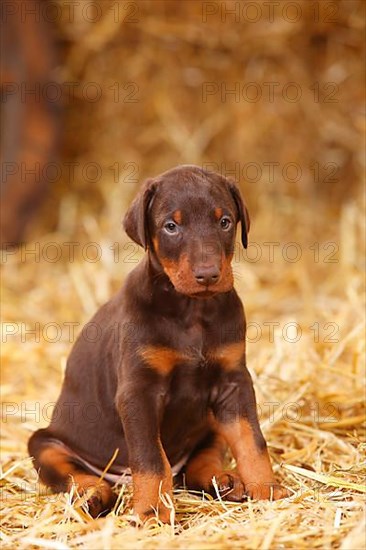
[28,165,288,522]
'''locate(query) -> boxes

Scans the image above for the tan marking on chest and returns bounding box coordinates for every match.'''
[139,345,186,375]
[209,341,245,370]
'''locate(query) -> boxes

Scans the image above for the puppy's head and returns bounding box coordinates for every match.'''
[123,165,250,297]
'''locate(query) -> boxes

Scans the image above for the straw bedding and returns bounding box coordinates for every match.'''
[1,1,365,548]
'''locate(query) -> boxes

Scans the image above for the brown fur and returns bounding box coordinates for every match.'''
[28,165,288,523]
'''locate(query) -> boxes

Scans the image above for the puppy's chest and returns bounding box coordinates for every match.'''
[140,325,245,379]
[162,353,221,415]
[168,304,238,355]
[138,299,245,376]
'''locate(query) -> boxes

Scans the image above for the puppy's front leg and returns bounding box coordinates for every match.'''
[212,368,289,501]
[116,381,173,523]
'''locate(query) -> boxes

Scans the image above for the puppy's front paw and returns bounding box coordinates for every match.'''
[216,471,246,502]
[133,472,174,524]
[268,484,291,500]
[245,482,291,501]
[134,504,173,525]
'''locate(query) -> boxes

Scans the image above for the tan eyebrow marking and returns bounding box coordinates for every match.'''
[172,210,182,224]
[214,207,223,220]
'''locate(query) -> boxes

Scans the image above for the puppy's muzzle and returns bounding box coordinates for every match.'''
[193,264,220,287]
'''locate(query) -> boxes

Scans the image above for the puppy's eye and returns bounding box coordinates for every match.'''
[164,221,178,234]
[220,217,232,230]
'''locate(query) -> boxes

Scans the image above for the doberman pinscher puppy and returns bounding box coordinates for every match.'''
[28,165,288,522]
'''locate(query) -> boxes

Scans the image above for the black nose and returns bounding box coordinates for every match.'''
[194,265,220,286]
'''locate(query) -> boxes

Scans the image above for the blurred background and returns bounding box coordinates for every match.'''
[1,2,365,547]
[1,0,364,248]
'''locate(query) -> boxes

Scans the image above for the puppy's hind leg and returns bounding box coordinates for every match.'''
[28,429,117,517]
[185,432,245,502]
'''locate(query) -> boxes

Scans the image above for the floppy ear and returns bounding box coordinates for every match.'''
[123,178,157,249]
[227,180,250,249]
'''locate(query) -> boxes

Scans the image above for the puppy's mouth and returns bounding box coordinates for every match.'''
[189,289,219,298]
[163,268,233,297]
[168,282,220,298]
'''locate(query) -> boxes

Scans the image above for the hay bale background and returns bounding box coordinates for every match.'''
[1,1,365,548]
